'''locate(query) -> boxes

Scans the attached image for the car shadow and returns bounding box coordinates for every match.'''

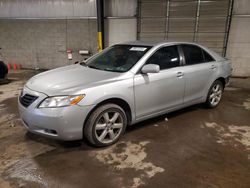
[25,132,86,149]
[126,103,205,133]
[0,78,11,85]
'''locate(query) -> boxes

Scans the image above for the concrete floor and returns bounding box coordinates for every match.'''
[0,70,250,188]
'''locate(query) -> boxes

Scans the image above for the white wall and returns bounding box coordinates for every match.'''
[105,18,137,46]
[226,0,250,77]
[104,0,137,47]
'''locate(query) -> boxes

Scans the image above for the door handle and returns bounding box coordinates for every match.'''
[210,65,217,70]
[177,72,184,77]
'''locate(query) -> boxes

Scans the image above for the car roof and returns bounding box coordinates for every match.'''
[116,41,225,61]
[118,41,203,47]
[119,41,157,47]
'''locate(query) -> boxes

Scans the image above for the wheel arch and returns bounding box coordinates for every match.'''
[83,98,132,130]
[215,77,226,88]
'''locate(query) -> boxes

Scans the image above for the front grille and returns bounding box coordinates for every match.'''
[19,94,38,107]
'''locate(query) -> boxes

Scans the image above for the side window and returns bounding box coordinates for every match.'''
[203,50,215,62]
[182,45,204,65]
[146,46,180,70]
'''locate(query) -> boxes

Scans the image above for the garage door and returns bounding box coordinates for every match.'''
[138,0,233,55]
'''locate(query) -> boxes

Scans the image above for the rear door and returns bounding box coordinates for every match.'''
[180,44,217,103]
[134,45,185,119]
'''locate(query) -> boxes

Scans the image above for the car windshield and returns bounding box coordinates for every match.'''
[84,45,152,73]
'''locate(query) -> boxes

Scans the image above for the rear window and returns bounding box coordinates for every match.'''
[203,49,215,62]
[182,45,204,65]
[181,44,214,65]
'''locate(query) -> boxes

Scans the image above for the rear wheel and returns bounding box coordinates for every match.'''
[206,80,223,108]
[84,103,127,147]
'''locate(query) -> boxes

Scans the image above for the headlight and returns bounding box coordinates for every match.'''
[38,94,85,108]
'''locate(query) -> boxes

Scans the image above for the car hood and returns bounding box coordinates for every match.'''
[26,64,123,96]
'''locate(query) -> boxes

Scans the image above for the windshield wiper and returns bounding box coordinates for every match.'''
[80,62,88,66]
[87,65,124,73]
[88,65,103,70]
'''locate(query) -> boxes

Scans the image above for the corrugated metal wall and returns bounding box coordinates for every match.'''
[138,0,233,55]
[105,0,137,17]
[105,0,137,47]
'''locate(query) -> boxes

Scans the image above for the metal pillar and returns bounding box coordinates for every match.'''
[193,0,201,42]
[223,0,234,57]
[97,0,104,52]
[136,0,141,40]
[165,0,170,40]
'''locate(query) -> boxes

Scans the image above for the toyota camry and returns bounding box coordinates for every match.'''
[18,41,232,146]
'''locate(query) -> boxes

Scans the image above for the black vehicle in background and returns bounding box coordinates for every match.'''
[0,62,8,79]
[0,47,8,79]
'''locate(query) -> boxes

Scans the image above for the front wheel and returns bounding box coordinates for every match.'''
[205,80,223,108]
[84,103,127,147]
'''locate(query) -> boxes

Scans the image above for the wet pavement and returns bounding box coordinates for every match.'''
[0,70,250,188]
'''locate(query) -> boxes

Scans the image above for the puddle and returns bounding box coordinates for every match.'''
[1,141,55,172]
[90,141,164,188]
[0,104,22,139]
[132,177,144,188]
[5,158,47,187]
[243,98,250,110]
[0,71,55,187]
[228,125,250,148]
[1,141,55,187]
[0,80,24,103]
[225,87,240,91]
[205,122,250,151]
[0,177,11,188]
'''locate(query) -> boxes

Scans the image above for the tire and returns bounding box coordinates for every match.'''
[84,103,127,147]
[205,80,223,108]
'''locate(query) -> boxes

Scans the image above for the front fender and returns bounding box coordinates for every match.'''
[77,78,135,120]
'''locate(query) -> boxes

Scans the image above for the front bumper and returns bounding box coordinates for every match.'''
[18,86,94,141]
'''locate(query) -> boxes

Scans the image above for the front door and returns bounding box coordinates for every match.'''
[134,45,185,119]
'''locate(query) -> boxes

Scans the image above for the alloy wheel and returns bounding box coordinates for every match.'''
[209,83,222,106]
[94,111,124,144]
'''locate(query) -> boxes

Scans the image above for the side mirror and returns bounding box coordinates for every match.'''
[141,64,160,74]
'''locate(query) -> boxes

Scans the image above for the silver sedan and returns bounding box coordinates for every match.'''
[18,41,232,146]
